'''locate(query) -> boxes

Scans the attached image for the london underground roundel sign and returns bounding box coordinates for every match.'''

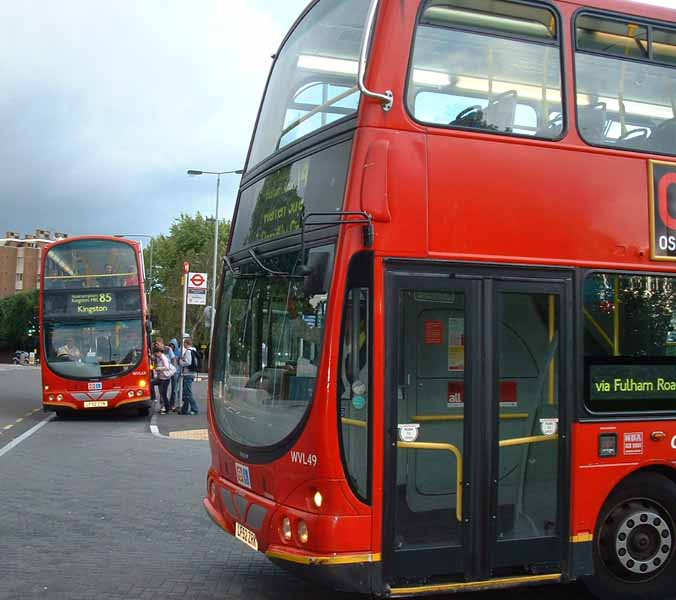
[190,273,205,288]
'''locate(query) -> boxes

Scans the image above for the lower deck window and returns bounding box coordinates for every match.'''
[584,273,676,412]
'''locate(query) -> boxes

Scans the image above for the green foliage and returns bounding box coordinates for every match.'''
[145,213,230,348]
[0,290,39,351]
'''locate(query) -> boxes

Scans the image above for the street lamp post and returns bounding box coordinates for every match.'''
[186,169,243,346]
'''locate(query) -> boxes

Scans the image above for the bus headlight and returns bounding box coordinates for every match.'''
[139,379,147,388]
[297,520,309,544]
[128,391,135,398]
[281,517,292,541]
[48,394,55,401]
[136,390,143,396]
[313,490,323,508]
[56,394,63,401]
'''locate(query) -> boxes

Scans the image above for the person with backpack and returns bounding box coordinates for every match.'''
[179,337,199,415]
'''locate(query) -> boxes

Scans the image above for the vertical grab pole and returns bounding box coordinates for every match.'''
[613,276,621,356]
[548,294,556,405]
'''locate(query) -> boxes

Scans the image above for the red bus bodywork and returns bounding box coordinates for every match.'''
[40,236,152,415]
[205,0,676,596]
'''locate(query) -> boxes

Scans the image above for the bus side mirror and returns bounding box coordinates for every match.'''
[145,320,153,334]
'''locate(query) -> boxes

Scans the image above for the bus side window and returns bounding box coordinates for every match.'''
[408,0,563,140]
[338,253,372,504]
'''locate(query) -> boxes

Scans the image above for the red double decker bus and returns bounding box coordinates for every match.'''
[204,0,676,597]
[40,236,152,416]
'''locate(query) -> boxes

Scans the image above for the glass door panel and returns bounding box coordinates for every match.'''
[496,292,560,544]
[395,290,466,550]
[385,267,569,585]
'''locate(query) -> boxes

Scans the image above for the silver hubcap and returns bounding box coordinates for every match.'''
[615,510,673,575]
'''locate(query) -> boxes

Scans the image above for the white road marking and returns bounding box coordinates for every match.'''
[0,414,54,459]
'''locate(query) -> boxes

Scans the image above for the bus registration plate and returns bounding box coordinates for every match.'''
[235,522,258,551]
[83,401,108,408]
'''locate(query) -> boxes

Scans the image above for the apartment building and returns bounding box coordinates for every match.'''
[0,230,68,300]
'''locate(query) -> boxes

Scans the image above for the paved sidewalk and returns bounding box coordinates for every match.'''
[155,374,209,440]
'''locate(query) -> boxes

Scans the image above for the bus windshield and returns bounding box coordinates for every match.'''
[43,319,144,379]
[246,0,369,170]
[211,246,334,449]
[42,239,144,380]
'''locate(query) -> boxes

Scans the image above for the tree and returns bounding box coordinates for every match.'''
[145,213,230,348]
[0,290,39,352]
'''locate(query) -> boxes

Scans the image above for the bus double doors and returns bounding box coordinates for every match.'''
[384,264,571,584]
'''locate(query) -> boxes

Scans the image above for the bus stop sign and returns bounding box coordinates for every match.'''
[187,272,208,305]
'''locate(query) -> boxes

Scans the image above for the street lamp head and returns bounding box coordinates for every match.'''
[187,168,243,176]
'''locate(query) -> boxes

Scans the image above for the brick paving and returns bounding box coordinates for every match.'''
[0,375,356,600]
[0,371,591,600]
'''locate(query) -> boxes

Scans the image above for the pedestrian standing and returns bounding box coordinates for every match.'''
[151,336,167,405]
[167,339,180,412]
[153,343,173,414]
[179,337,199,415]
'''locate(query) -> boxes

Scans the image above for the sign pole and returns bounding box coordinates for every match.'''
[179,261,189,410]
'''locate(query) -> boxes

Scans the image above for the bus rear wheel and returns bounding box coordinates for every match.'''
[585,473,676,600]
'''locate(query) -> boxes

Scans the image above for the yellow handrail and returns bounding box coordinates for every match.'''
[413,413,529,423]
[340,420,558,525]
[397,441,463,523]
[499,434,558,448]
[341,417,367,429]
[583,308,614,351]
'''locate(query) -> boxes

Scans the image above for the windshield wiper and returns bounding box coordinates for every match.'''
[222,254,265,280]
[277,85,359,150]
[247,248,302,278]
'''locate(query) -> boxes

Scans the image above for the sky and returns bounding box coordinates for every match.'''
[0,0,308,241]
[0,0,673,242]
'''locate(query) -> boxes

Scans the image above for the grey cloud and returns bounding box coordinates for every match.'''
[0,0,307,237]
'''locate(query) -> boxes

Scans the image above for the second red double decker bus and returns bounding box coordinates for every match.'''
[40,236,152,416]
[205,0,676,598]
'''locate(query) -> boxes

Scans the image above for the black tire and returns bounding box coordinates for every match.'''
[137,406,150,417]
[584,472,676,600]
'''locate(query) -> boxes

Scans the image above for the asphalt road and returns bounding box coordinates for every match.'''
[0,368,595,600]
[0,365,44,445]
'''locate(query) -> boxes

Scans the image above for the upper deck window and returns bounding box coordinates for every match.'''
[654,28,676,66]
[44,239,139,290]
[407,0,563,139]
[246,0,369,171]
[575,14,676,156]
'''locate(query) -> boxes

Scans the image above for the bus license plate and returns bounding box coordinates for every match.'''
[235,522,258,551]
[83,401,108,408]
